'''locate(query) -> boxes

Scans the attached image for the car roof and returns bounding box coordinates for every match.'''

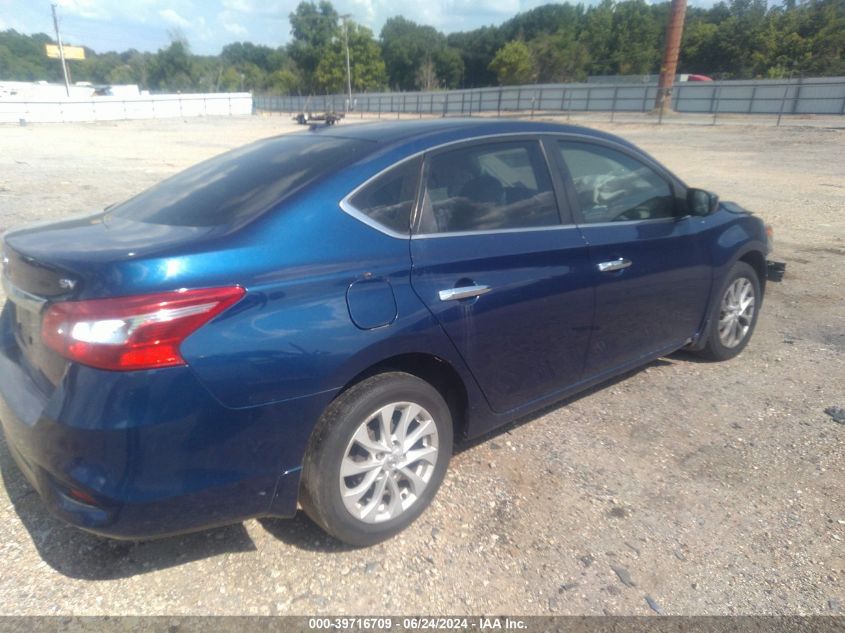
[304,118,639,153]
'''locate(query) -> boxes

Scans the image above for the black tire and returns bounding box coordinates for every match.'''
[697,261,762,361]
[300,372,453,546]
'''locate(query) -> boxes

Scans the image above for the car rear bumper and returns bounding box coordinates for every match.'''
[0,308,334,539]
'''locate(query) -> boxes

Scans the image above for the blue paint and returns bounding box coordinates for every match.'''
[0,119,769,538]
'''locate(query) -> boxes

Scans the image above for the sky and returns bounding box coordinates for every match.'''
[0,0,574,55]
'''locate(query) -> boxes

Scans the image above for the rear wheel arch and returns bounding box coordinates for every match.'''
[331,353,469,443]
[297,352,471,506]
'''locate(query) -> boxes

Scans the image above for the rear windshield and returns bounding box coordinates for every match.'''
[108,134,373,227]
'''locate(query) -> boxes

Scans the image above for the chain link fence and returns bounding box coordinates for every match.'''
[255,77,845,127]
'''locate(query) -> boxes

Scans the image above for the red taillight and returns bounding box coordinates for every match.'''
[41,286,245,371]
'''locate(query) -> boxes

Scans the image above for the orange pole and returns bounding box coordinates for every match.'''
[655,0,687,114]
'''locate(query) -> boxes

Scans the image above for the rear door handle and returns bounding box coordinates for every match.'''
[597,258,632,273]
[438,285,491,302]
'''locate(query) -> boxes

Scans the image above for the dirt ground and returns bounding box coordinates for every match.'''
[0,115,843,616]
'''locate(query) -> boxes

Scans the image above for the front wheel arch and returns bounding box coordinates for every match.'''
[739,249,767,297]
[689,246,766,352]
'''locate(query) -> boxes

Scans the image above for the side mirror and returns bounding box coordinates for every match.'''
[687,188,719,216]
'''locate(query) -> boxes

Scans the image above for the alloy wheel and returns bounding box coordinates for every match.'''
[718,277,755,348]
[339,402,439,524]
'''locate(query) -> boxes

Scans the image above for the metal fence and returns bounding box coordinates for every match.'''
[255,77,845,125]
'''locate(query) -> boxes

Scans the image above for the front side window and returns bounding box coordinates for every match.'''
[418,141,559,234]
[347,157,421,235]
[558,141,675,223]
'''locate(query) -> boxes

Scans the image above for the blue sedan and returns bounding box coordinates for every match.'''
[0,119,772,545]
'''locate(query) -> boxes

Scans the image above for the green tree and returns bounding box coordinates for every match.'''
[803,0,845,75]
[608,0,662,75]
[218,66,242,91]
[221,42,277,72]
[266,68,300,93]
[580,0,615,75]
[500,3,584,42]
[380,16,449,90]
[104,51,148,87]
[708,0,770,77]
[433,48,464,88]
[681,18,722,74]
[447,26,504,87]
[147,39,195,91]
[0,30,61,81]
[314,22,387,93]
[489,40,536,85]
[530,31,590,83]
[288,0,339,91]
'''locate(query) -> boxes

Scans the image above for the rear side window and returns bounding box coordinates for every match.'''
[108,135,374,227]
[557,141,675,223]
[418,141,559,234]
[347,157,421,235]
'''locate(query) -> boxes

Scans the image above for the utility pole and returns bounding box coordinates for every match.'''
[341,15,353,112]
[51,3,71,97]
[654,0,687,115]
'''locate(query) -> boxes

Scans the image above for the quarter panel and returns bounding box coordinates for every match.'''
[179,190,478,411]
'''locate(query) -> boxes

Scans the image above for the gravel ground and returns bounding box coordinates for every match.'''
[0,115,843,616]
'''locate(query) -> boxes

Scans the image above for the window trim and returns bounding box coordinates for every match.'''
[411,223,581,240]
[338,155,423,239]
[338,131,687,239]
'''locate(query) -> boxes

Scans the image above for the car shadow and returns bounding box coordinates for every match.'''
[258,514,359,553]
[0,435,257,580]
[668,348,715,364]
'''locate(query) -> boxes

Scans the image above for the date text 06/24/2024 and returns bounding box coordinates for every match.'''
[307,617,528,630]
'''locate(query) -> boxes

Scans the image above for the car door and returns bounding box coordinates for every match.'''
[409,137,595,414]
[549,138,712,378]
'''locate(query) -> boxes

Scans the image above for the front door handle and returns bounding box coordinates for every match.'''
[438,284,491,302]
[597,258,632,273]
